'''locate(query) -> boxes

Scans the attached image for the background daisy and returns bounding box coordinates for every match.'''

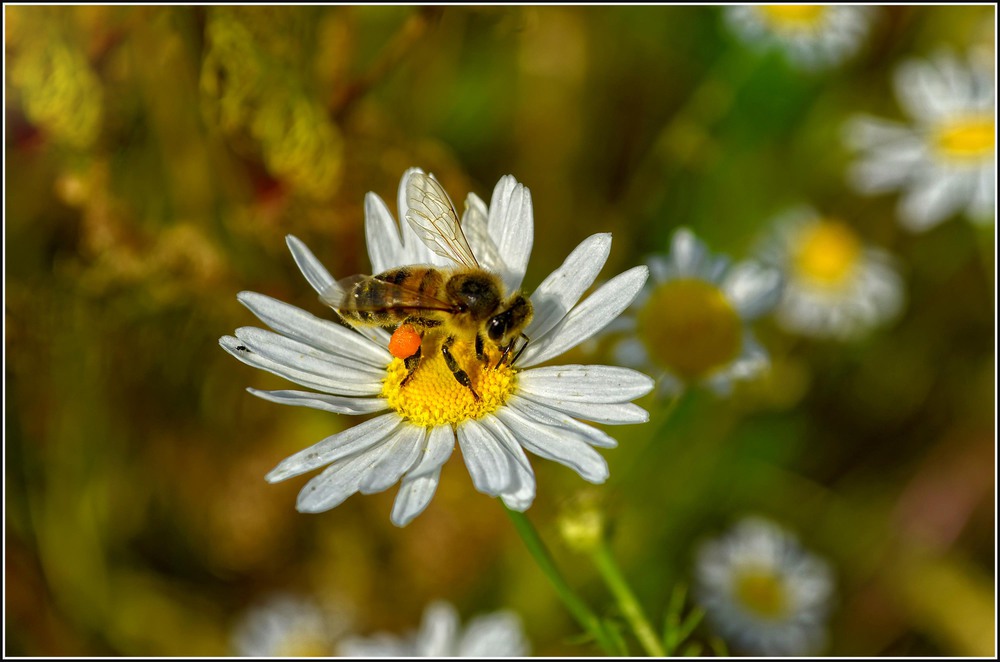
[760,207,906,340]
[611,228,782,397]
[844,50,996,231]
[8,6,993,657]
[726,5,875,69]
[338,600,529,657]
[695,516,835,657]
[231,594,343,658]
[220,169,652,526]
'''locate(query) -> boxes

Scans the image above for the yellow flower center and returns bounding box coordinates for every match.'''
[733,568,789,620]
[792,220,861,286]
[934,115,995,160]
[381,335,516,427]
[277,636,332,658]
[758,5,826,31]
[638,279,742,381]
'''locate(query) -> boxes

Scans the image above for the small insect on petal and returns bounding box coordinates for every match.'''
[389,324,422,359]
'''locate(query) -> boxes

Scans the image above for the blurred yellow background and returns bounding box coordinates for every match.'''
[5,5,995,656]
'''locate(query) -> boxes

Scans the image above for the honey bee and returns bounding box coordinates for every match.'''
[319,172,534,400]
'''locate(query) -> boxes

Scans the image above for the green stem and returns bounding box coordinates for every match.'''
[504,507,618,654]
[590,541,666,657]
[612,389,685,489]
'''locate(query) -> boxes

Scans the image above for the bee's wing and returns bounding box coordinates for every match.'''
[461,193,505,274]
[320,274,457,313]
[404,172,481,269]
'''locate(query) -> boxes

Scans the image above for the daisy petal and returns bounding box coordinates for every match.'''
[521,265,649,367]
[613,336,650,369]
[359,425,426,494]
[898,168,967,231]
[462,192,505,273]
[234,326,386,380]
[499,462,536,512]
[220,336,383,397]
[518,393,650,425]
[670,228,708,276]
[358,425,427,494]
[266,413,402,482]
[969,162,996,221]
[487,175,534,292]
[518,365,654,403]
[238,292,391,366]
[247,388,388,415]
[495,408,609,484]
[508,396,619,448]
[842,115,912,148]
[894,56,953,123]
[705,333,768,394]
[656,373,685,398]
[526,233,612,341]
[390,426,455,527]
[416,602,460,658]
[391,467,444,527]
[286,235,337,295]
[296,447,392,513]
[408,425,456,478]
[458,420,516,496]
[458,611,529,657]
[365,191,405,274]
[722,261,783,320]
[477,415,537,511]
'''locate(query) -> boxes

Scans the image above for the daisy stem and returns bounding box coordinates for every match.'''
[612,390,685,489]
[504,507,618,654]
[589,540,667,657]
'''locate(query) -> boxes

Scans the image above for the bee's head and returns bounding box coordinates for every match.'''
[487,295,533,345]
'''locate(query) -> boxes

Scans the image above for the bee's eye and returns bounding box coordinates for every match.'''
[488,315,508,341]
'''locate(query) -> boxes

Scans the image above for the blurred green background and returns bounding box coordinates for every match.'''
[5,5,995,656]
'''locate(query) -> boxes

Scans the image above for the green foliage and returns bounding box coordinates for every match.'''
[5,5,994,657]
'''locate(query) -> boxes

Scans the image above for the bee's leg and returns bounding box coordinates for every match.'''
[399,343,422,388]
[475,333,488,365]
[441,335,480,401]
[497,333,531,367]
[511,333,531,366]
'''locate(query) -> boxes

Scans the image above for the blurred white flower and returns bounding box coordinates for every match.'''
[844,50,996,231]
[726,5,875,69]
[338,601,529,657]
[695,517,835,656]
[221,168,652,526]
[759,208,905,340]
[611,228,782,398]
[231,594,345,657]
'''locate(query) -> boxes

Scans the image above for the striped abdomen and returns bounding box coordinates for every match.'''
[339,267,450,327]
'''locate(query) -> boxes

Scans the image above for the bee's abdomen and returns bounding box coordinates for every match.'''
[340,267,444,326]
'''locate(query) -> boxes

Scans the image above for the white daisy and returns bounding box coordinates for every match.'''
[220,169,652,526]
[231,594,341,657]
[726,5,875,69]
[338,600,529,657]
[611,228,782,398]
[694,516,835,657]
[844,50,996,231]
[760,207,905,340]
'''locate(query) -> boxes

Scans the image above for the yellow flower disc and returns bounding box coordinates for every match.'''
[382,335,515,428]
[639,279,742,381]
[759,5,826,31]
[734,568,790,620]
[793,220,861,286]
[934,115,995,161]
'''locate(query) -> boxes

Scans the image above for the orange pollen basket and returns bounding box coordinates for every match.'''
[389,324,423,359]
